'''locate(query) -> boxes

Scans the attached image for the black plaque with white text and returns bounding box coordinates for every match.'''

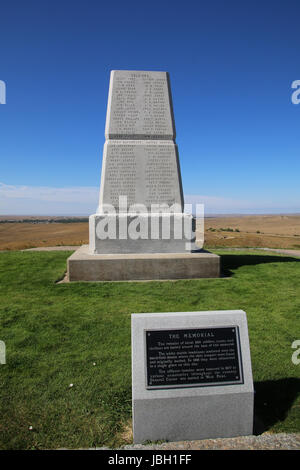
[145,327,243,389]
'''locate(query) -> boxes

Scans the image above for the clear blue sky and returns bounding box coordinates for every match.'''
[1,0,300,215]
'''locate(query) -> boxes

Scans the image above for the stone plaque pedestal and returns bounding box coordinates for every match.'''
[131,311,254,443]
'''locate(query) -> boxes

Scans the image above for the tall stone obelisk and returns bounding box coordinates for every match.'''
[67,71,220,281]
[89,70,194,254]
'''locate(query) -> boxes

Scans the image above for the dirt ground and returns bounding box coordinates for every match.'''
[1,214,300,250]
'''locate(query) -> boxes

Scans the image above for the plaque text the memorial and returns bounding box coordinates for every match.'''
[146,327,243,389]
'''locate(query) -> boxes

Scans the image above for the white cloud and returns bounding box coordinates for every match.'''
[0,183,299,215]
[0,182,99,215]
[0,182,98,202]
[185,194,300,214]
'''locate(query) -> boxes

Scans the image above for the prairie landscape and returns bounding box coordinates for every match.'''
[0,217,89,250]
[1,214,300,250]
[202,214,300,250]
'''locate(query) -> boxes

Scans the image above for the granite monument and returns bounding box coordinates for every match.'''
[67,70,220,281]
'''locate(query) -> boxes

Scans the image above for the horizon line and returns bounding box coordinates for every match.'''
[1,212,300,218]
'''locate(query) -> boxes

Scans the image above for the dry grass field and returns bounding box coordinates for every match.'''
[1,214,300,250]
[202,214,300,249]
[0,222,89,250]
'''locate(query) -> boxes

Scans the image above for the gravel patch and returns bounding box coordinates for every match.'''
[119,433,300,450]
[22,246,79,251]
[219,247,300,257]
[20,246,300,257]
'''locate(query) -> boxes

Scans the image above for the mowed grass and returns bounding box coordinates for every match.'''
[0,250,299,449]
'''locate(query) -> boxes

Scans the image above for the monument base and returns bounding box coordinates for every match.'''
[67,245,220,281]
[89,213,197,254]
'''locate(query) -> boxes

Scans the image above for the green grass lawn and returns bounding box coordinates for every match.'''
[0,249,299,449]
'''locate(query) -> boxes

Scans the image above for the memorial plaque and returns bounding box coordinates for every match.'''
[131,311,254,444]
[145,327,243,389]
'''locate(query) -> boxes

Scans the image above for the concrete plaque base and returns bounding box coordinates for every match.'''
[67,245,220,281]
[131,311,254,444]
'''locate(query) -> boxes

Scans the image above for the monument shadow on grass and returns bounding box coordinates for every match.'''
[253,378,300,434]
[220,253,300,277]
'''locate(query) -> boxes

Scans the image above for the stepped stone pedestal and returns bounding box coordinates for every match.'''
[67,70,220,281]
[68,246,220,282]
